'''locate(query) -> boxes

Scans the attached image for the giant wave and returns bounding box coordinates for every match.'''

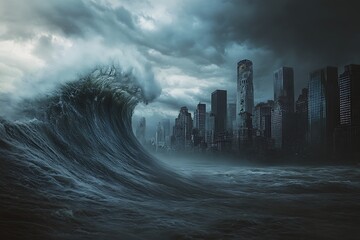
[0,66,207,239]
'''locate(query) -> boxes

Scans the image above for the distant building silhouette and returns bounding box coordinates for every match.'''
[295,88,309,152]
[155,122,165,151]
[236,60,254,151]
[211,90,227,139]
[194,103,206,138]
[227,103,236,132]
[205,112,215,145]
[254,100,273,138]
[211,90,228,151]
[271,67,295,150]
[172,106,193,150]
[334,64,360,156]
[253,101,274,151]
[308,66,339,153]
[135,117,146,145]
[161,119,171,146]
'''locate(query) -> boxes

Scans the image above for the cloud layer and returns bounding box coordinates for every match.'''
[1,0,359,132]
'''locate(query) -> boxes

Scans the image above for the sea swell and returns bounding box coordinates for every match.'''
[0,66,205,239]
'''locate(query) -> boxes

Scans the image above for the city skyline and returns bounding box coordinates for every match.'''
[134,62,358,141]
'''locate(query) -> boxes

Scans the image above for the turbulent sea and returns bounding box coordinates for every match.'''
[0,67,359,239]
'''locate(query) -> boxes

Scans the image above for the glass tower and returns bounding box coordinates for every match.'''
[308,67,339,152]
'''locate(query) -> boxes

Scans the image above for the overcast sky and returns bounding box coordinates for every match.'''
[1,0,360,135]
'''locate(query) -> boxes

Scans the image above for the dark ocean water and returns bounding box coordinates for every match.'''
[0,67,359,239]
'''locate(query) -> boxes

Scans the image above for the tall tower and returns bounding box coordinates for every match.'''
[334,64,360,155]
[194,103,206,138]
[236,59,254,150]
[236,60,254,117]
[172,107,193,151]
[211,90,227,140]
[338,64,360,126]
[272,67,295,150]
[308,66,339,153]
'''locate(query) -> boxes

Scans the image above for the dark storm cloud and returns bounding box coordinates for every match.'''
[0,0,136,43]
[1,0,360,123]
[182,0,360,64]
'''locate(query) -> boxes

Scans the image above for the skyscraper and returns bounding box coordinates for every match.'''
[161,118,171,146]
[338,64,360,126]
[211,90,227,141]
[271,67,295,150]
[155,122,165,151]
[254,101,273,138]
[205,112,215,145]
[334,64,360,155]
[227,103,236,132]
[194,103,206,138]
[172,106,193,150]
[253,101,273,151]
[236,59,254,116]
[236,60,254,150]
[274,67,295,113]
[308,66,339,152]
[295,88,309,152]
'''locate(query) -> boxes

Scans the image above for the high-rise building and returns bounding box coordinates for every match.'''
[295,88,308,152]
[334,64,360,155]
[308,66,339,152]
[205,112,215,145]
[274,67,295,113]
[253,101,273,151]
[211,90,227,140]
[155,122,165,151]
[161,118,171,146]
[172,106,193,150]
[253,100,273,138]
[194,103,206,138]
[271,67,295,150]
[338,64,360,126]
[227,103,236,132]
[236,60,254,150]
[236,59,254,117]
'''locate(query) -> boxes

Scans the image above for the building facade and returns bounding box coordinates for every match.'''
[271,67,295,150]
[308,66,339,152]
[295,88,308,152]
[236,60,254,150]
[334,64,360,156]
[211,90,227,141]
[172,106,193,151]
[227,103,236,132]
[194,103,206,138]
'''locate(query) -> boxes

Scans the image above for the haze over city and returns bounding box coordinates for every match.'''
[1,1,360,239]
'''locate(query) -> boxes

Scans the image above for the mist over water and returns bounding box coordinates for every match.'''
[0,66,359,240]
